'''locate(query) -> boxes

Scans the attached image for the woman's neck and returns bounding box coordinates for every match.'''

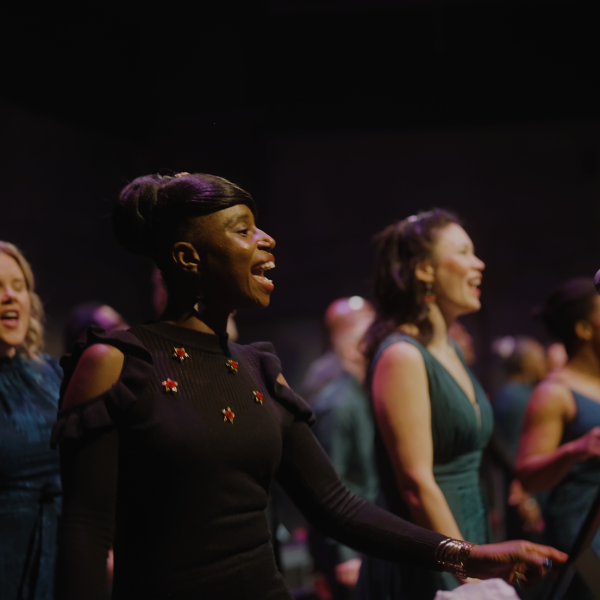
[565,345,600,381]
[425,303,455,351]
[0,345,16,358]
[160,295,230,336]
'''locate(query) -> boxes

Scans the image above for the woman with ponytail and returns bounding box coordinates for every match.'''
[53,177,563,600]
[358,210,493,599]
[0,242,63,600]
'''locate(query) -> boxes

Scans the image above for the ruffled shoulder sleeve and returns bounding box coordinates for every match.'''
[244,341,315,425]
[51,326,154,447]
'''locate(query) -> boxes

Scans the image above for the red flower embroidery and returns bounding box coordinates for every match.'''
[162,378,178,393]
[253,391,263,405]
[222,407,235,423]
[173,347,189,362]
[226,360,238,373]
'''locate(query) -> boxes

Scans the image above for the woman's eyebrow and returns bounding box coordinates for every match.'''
[225,214,251,228]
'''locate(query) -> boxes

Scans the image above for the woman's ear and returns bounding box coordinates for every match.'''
[415,260,435,283]
[574,319,594,342]
[172,242,201,274]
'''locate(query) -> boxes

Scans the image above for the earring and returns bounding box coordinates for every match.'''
[194,293,206,315]
[423,283,436,303]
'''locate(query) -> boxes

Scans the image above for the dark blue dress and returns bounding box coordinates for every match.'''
[493,382,535,464]
[0,354,62,600]
[357,333,493,600]
[544,390,600,600]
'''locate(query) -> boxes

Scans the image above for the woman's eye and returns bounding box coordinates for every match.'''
[237,228,249,236]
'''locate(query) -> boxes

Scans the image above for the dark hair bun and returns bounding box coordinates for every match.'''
[112,174,166,257]
[113,172,257,264]
[538,277,597,352]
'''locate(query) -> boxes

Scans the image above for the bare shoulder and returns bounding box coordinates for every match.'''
[377,340,425,373]
[62,344,125,410]
[528,377,575,420]
[373,340,429,407]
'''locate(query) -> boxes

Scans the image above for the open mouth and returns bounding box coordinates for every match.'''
[251,260,275,292]
[0,310,20,329]
[467,278,481,295]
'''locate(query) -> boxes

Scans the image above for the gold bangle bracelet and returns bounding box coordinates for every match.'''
[435,538,476,579]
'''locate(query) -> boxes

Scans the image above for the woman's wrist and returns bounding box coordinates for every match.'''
[435,538,476,579]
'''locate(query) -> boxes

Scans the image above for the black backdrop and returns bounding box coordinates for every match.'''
[1,0,598,388]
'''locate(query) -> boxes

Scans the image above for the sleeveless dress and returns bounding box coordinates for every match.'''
[357,333,493,600]
[544,390,600,600]
[0,354,63,600]
[52,324,446,600]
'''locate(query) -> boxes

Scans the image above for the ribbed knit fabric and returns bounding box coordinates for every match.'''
[53,323,444,600]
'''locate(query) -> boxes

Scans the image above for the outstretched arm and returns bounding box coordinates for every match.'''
[275,404,566,582]
[275,373,567,584]
[55,344,124,600]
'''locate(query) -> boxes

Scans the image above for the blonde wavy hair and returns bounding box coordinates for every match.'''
[0,241,45,359]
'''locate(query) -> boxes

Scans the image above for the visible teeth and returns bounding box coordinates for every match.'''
[264,277,272,283]
[258,261,275,270]
[1,311,18,318]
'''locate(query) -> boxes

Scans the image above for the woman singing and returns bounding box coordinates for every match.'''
[517,278,600,599]
[0,242,63,600]
[53,175,564,600]
[358,210,494,599]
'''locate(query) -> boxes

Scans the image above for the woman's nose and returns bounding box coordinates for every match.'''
[1,288,15,303]
[257,229,276,250]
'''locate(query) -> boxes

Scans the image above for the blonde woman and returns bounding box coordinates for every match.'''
[0,242,62,600]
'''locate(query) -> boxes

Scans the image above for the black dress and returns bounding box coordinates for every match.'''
[52,323,445,600]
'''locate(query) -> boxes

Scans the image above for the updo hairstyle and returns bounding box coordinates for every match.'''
[0,241,44,359]
[537,277,598,357]
[364,209,460,365]
[113,173,257,278]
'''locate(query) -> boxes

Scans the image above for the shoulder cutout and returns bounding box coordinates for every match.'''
[61,344,125,410]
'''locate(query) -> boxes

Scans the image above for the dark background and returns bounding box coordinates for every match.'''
[1,0,598,389]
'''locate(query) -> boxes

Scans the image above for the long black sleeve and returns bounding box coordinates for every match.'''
[276,419,446,571]
[55,428,118,600]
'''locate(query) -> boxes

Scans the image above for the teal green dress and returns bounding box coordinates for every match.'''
[544,390,600,600]
[357,333,493,600]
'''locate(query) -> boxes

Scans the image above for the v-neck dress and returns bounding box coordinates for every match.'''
[51,324,447,600]
[543,390,600,600]
[357,333,493,600]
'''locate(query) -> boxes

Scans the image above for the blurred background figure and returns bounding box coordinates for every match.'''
[491,336,548,542]
[517,277,600,600]
[63,301,128,352]
[546,342,568,372]
[299,299,367,406]
[308,297,377,600]
[0,242,63,600]
[492,336,548,465]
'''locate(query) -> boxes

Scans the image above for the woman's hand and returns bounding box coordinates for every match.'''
[508,479,544,534]
[467,541,567,585]
[571,426,600,461]
[335,558,362,587]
